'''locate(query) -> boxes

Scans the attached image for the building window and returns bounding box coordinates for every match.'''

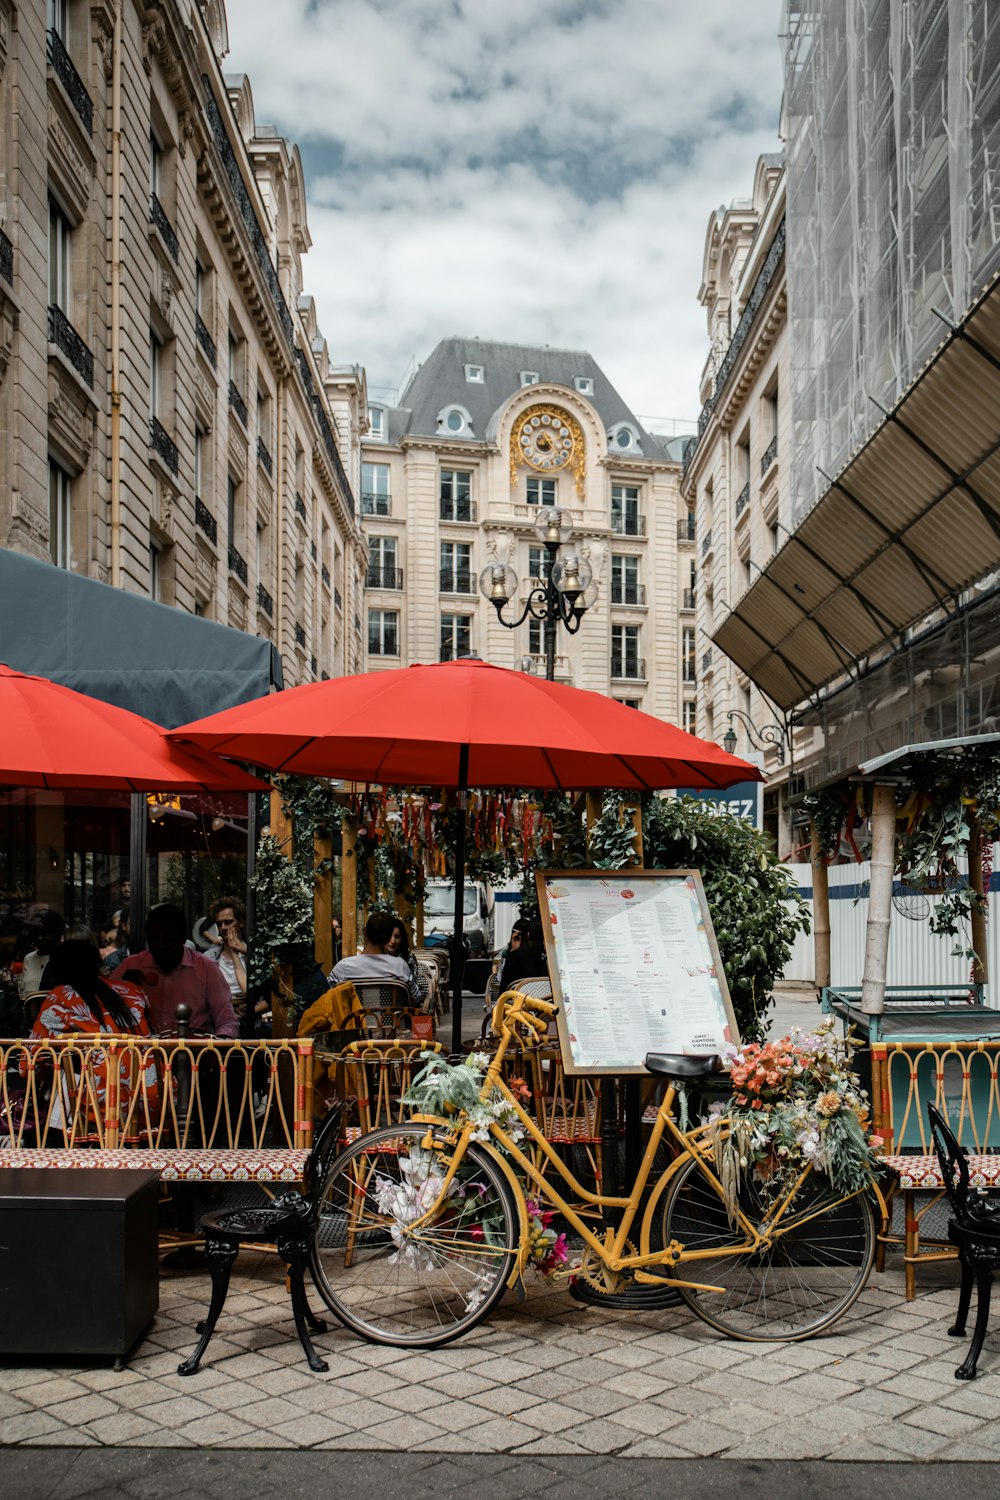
[440,614,471,661]
[683,699,697,734]
[611,554,640,605]
[527,545,550,584]
[48,461,71,570]
[368,405,386,440]
[369,608,399,657]
[149,331,161,418]
[438,405,473,435]
[47,0,68,39]
[149,130,162,200]
[608,422,639,452]
[361,461,391,515]
[464,364,484,383]
[440,469,472,521]
[527,477,556,506]
[367,536,399,589]
[440,541,472,593]
[528,618,543,654]
[149,541,161,602]
[618,699,640,710]
[611,484,641,536]
[48,199,71,311]
[611,625,641,679]
[575,376,594,395]
[227,474,239,550]
[520,371,539,386]
[682,626,696,684]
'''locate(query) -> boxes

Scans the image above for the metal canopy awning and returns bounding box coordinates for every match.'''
[713,268,1000,712]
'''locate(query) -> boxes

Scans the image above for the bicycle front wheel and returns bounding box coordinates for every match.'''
[311,1122,519,1347]
[661,1154,876,1340]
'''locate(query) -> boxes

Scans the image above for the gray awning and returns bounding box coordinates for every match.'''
[0,548,283,726]
[712,266,1000,711]
[858,732,1000,776]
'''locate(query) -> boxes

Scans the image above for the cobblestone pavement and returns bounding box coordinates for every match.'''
[2,1252,999,1461]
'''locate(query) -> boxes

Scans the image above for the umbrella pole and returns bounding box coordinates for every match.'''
[450,747,469,1054]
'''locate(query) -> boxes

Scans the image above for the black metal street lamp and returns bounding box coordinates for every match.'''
[723,709,789,765]
[479,508,594,681]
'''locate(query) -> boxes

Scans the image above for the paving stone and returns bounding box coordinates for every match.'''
[378,1382,456,1414]
[838,1385,920,1418]
[335,1396,421,1432]
[863,1420,957,1458]
[617,1437,698,1458]
[509,1434,592,1456]
[652,1417,741,1457]
[554,1385,633,1418]
[140,1394,218,1427]
[233,1396,313,1429]
[20,1428,100,1447]
[902,1404,985,1438]
[44,1393,121,1425]
[467,1385,544,1416]
[81,1411,164,1444]
[175,1413,257,1444]
[425,1369,495,1398]
[270,1413,350,1446]
[367,1413,451,1449]
[3,1412,70,1444]
[589,1401,684,1437]
[513,1399,591,1433]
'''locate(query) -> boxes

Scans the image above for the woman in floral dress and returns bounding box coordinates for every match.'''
[28,938,159,1139]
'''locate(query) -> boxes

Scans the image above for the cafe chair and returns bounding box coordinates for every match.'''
[928,1103,1000,1380]
[177,1102,343,1377]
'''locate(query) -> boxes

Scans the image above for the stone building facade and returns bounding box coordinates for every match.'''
[0,0,366,685]
[360,337,694,720]
[681,156,798,852]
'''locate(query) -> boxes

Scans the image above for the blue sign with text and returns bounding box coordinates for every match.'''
[674,780,763,830]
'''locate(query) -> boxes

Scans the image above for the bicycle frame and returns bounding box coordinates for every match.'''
[406,1000,887,1296]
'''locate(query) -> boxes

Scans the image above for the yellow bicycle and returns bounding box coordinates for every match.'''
[311,989,884,1348]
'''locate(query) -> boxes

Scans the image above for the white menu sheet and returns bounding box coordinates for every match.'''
[539,871,739,1074]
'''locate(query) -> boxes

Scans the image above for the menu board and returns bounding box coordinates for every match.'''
[537,870,740,1076]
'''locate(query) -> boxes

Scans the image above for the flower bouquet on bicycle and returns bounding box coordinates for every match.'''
[310,989,887,1349]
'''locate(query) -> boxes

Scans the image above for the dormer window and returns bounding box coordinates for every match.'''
[520,371,539,387]
[608,421,641,454]
[368,405,386,440]
[464,364,484,383]
[438,404,474,436]
[575,376,594,395]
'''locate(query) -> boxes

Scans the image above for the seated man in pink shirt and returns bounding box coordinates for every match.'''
[112,902,238,1037]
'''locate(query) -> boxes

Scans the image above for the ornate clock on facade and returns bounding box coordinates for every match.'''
[510,404,586,499]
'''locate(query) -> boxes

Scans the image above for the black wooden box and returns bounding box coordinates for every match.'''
[0,1168,159,1358]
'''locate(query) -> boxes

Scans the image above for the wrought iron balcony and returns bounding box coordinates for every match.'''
[149,194,179,262]
[321,563,331,589]
[201,82,294,347]
[439,571,474,595]
[294,622,306,647]
[681,588,696,610]
[761,432,778,475]
[701,527,714,558]
[228,545,248,584]
[47,304,93,387]
[195,497,217,543]
[361,492,391,516]
[439,500,476,523]
[257,437,273,477]
[256,582,273,617]
[195,312,217,368]
[735,482,750,520]
[0,228,12,288]
[677,514,696,542]
[228,381,248,426]
[367,566,404,590]
[611,512,646,536]
[294,492,307,522]
[149,417,179,476]
[294,347,355,515]
[610,584,646,606]
[611,657,646,681]
[47,29,93,136]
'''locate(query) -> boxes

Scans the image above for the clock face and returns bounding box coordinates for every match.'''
[517,410,576,472]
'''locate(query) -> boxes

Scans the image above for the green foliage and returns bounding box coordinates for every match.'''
[247,832,315,988]
[643,796,810,1044]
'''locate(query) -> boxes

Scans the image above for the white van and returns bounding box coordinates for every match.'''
[422,878,495,956]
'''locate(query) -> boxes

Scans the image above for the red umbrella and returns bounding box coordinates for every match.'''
[170,657,757,792]
[173,659,759,1049]
[0,663,267,792]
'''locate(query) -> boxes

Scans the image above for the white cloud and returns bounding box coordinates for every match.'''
[224,0,784,417]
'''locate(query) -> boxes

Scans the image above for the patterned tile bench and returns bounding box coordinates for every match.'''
[872,1040,1000,1299]
[0,1037,316,1194]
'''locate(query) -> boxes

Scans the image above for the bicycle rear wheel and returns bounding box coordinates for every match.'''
[661,1154,876,1340]
[311,1122,518,1347]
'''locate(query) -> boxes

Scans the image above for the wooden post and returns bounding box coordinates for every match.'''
[341,813,358,957]
[861,782,896,1016]
[810,819,831,992]
[969,812,989,989]
[268,788,295,1038]
[313,831,333,974]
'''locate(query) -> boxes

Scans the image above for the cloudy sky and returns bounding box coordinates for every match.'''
[224,1,785,426]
